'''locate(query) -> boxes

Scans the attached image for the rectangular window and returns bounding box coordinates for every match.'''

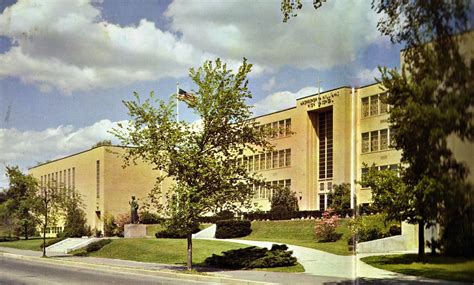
[272,151,278,168]
[259,153,265,170]
[362,132,369,153]
[59,171,62,185]
[370,95,379,116]
[272,122,278,138]
[279,120,285,137]
[327,182,332,192]
[285,179,291,189]
[253,154,259,171]
[379,165,388,171]
[285,119,291,136]
[379,92,388,114]
[266,152,272,169]
[361,97,369,118]
[361,167,369,180]
[72,167,75,189]
[389,127,397,147]
[285,149,291,167]
[96,161,100,199]
[279,150,285,167]
[249,156,254,172]
[320,182,325,192]
[371,131,379,152]
[318,111,333,179]
[319,194,325,211]
[380,129,388,150]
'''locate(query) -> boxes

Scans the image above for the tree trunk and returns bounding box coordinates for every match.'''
[186,233,193,270]
[417,221,425,261]
[42,210,48,258]
[24,222,28,240]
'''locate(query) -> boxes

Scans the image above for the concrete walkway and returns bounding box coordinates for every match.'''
[193,238,469,284]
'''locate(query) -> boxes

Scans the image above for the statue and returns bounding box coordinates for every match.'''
[129,196,139,224]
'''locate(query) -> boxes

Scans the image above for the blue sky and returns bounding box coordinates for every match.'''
[0,0,403,188]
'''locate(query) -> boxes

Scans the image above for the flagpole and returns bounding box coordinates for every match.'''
[176,82,179,121]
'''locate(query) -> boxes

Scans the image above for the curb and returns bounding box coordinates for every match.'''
[0,252,276,285]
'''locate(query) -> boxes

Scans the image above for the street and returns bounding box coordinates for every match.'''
[0,256,217,285]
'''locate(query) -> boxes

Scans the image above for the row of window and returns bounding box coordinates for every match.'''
[361,128,396,153]
[40,226,63,234]
[361,164,398,179]
[241,149,291,172]
[253,179,292,200]
[361,92,389,118]
[257,118,292,139]
[40,167,75,189]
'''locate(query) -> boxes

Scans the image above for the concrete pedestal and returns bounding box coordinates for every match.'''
[124,224,147,238]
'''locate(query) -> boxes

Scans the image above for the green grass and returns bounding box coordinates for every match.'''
[361,254,474,283]
[240,219,352,255]
[254,262,305,273]
[0,238,50,251]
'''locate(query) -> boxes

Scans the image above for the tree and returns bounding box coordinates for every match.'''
[91,140,112,148]
[4,166,38,239]
[270,186,299,219]
[327,183,351,214]
[112,58,270,270]
[61,190,90,238]
[29,179,67,257]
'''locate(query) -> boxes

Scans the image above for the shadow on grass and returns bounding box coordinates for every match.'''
[323,277,453,284]
[367,254,472,265]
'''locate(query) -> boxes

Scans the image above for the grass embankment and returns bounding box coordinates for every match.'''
[0,237,49,251]
[78,238,303,272]
[361,254,474,283]
[146,223,213,237]
[240,215,394,256]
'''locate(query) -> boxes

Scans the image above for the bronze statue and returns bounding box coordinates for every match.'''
[129,196,139,224]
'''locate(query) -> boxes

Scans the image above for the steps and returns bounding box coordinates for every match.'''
[46,237,100,254]
[192,224,216,239]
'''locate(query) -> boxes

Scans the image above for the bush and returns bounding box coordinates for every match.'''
[314,209,340,242]
[103,214,118,237]
[139,211,164,224]
[0,236,19,242]
[40,237,66,249]
[155,222,200,238]
[85,239,112,252]
[389,224,401,236]
[270,187,299,214]
[115,212,131,237]
[204,244,297,269]
[269,205,292,220]
[215,220,252,239]
[62,205,90,238]
[216,210,235,220]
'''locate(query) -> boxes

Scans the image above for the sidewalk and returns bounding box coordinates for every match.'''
[0,246,469,285]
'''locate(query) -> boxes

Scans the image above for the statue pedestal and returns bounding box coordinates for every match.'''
[124,224,147,238]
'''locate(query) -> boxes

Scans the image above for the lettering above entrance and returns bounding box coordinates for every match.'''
[299,91,340,109]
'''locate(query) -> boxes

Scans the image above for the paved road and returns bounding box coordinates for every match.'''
[0,256,216,285]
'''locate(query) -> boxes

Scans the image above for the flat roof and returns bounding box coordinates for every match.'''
[28,145,129,170]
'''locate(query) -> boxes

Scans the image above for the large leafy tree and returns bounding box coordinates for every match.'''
[112,58,270,270]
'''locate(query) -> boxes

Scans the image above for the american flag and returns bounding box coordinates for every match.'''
[177,88,196,102]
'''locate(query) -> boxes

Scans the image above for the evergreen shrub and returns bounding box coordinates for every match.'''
[205,244,297,269]
[215,219,251,239]
[85,239,112,252]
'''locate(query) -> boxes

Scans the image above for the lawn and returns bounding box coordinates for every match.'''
[0,237,49,251]
[239,219,352,255]
[239,215,394,256]
[361,254,474,283]
[79,238,303,272]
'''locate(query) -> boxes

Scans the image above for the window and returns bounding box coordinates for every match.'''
[379,92,388,114]
[318,110,333,179]
[266,152,272,169]
[361,167,369,180]
[362,132,370,153]
[389,127,397,147]
[320,182,325,192]
[319,194,325,211]
[285,119,291,135]
[285,149,291,167]
[272,122,278,138]
[390,164,398,171]
[370,95,378,116]
[279,150,285,167]
[279,120,285,137]
[253,155,259,171]
[72,167,75,189]
[285,179,291,189]
[96,161,100,199]
[361,97,369,118]
[380,129,388,150]
[272,151,278,168]
[259,153,265,170]
[327,182,332,192]
[371,131,379,151]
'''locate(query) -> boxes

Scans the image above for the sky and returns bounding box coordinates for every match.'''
[0,0,403,189]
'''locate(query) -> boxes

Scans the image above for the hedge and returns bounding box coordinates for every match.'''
[40,237,66,249]
[155,223,200,238]
[85,239,112,252]
[215,220,252,239]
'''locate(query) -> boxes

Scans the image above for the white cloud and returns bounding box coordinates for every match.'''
[0,119,124,188]
[253,86,319,116]
[166,0,380,71]
[356,67,381,85]
[262,77,276,92]
[0,0,211,94]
